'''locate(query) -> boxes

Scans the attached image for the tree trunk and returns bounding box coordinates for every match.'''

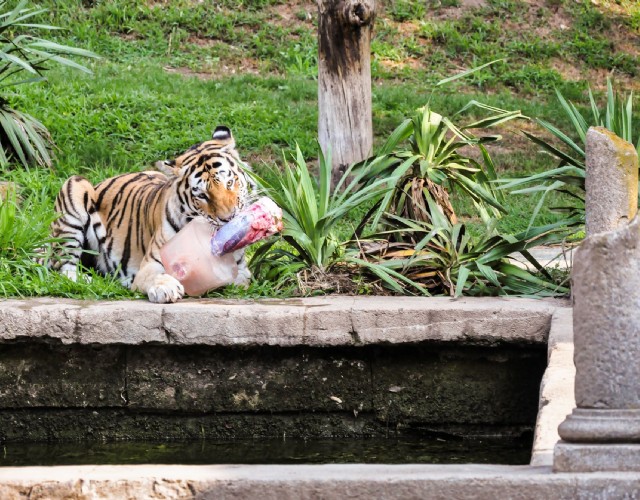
[317,0,375,187]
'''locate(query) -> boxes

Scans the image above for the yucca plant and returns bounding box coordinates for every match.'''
[500,78,639,227]
[250,143,570,298]
[360,101,525,231]
[250,144,393,283]
[356,61,525,230]
[350,196,573,297]
[0,0,98,167]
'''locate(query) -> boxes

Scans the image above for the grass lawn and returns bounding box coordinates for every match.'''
[0,0,638,298]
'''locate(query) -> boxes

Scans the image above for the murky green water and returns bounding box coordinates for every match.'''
[1,436,531,466]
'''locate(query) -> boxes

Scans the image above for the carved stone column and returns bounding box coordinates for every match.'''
[554,128,640,472]
[585,127,638,236]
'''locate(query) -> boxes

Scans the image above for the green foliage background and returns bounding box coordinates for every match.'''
[1,0,639,298]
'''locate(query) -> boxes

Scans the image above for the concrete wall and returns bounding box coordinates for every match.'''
[0,343,545,442]
[0,297,557,443]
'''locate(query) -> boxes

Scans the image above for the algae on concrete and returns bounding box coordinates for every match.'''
[0,343,546,442]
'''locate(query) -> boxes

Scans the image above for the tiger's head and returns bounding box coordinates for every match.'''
[163,126,256,226]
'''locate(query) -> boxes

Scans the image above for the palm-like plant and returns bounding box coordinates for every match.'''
[360,101,525,231]
[501,78,638,226]
[251,62,573,297]
[350,197,571,297]
[0,0,98,167]
[250,142,570,297]
[250,144,393,281]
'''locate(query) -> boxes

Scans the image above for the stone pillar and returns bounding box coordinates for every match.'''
[554,129,640,472]
[585,127,638,236]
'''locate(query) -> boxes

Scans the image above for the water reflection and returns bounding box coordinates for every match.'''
[1,436,531,466]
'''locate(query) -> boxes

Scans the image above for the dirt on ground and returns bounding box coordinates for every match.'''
[153,0,639,91]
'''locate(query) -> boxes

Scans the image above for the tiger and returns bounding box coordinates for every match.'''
[48,126,256,303]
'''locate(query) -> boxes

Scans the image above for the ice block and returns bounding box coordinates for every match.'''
[160,217,238,296]
[160,196,283,296]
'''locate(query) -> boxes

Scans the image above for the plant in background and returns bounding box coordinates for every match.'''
[350,196,571,297]
[500,78,639,227]
[250,141,570,298]
[0,0,98,167]
[358,64,526,231]
[342,62,571,297]
[249,145,393,289]
[250,62,569,298]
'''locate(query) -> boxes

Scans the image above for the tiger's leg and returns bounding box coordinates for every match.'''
[50,176,103,281]
[132,247,184,304]
[232,248,251,287]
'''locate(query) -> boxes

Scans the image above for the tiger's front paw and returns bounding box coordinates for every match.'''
[147,274,184,303]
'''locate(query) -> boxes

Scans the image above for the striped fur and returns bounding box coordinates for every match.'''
[49,126,255,303]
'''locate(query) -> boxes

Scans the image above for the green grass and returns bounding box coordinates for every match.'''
[0,0,638,299]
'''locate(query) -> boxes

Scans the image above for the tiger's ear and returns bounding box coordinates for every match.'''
[212,125,235,149]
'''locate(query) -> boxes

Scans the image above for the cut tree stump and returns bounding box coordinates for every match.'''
[317,0,375,187]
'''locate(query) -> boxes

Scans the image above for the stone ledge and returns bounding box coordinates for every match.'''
[554,443,640,472]
[0,464,639,499]
[530,307,576,466]
[0,296,563,347]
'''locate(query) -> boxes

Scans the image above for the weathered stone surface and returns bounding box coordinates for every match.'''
[0,340,544,440]
[0,344,125,408]
[350,297,553,345]
[545,307,574,357]
[372,345,546,425]
[0,298,166,345]
[163,299,303,345]
[0,298,79,343]
[530,308,575,466]
[0,296,563,446]
[127,346,370,413]
[585,126,638,236]
[554,141,640,472]
[163,299,353,346]
[76,301,165,344]
[0,294,609,497]
[0,409,386,441]
[559,409,640,443]
[0,297,558,347]
[302,298,356,345]
[555,442,640,472]
[569,215,640,411]
[164,297,549,347]
[2,464,640,500]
